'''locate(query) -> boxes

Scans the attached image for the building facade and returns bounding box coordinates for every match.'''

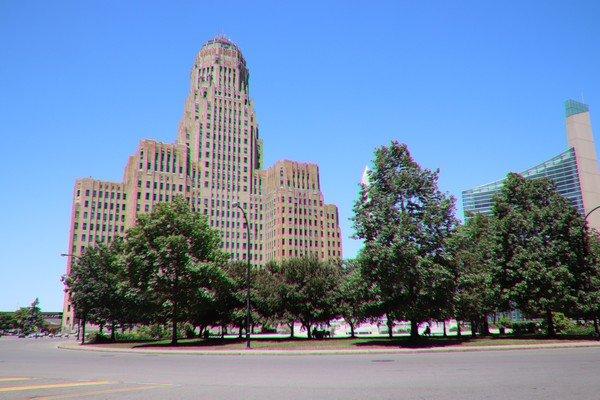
[463,100,600,231]
[62,37,343,330]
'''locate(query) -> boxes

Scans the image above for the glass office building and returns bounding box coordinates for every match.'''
[462,100,600,226]
[462,148,584,217]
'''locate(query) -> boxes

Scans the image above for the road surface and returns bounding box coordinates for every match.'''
[1,336,599,399]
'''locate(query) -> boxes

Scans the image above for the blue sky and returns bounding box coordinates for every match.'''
[1,1,599,311]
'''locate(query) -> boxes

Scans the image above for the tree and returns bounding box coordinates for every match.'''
[62,247,104,343]
[491,173,588,337]
[0,312,16,331]
[353,141,457,338]
[449,213,496,336]
[63,243,125,342]
[339,260,372,338]
[270,257,343,339]
[253,262,296,337]
[574,231,600,336]
[14,298,44,335]
[186,262,232,336]
[124,196,226,344]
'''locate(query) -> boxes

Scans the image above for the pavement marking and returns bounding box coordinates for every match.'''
[0,380,111,393]
[32,384,173,399]
[0,377,31,382]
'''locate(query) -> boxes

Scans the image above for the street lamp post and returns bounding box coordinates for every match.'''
[231,201,252,349]
[61,253,84,345]
[586,205,600,222]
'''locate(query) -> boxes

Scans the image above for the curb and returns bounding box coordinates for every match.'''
[57,341,600,356]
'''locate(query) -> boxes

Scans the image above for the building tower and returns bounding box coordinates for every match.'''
[61,36,343,331]
[566,100,600,230]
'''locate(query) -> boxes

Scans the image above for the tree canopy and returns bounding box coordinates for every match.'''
[353,141,457,337]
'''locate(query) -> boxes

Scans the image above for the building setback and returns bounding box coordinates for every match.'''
[462,100,600,231]
[62,37,343,330]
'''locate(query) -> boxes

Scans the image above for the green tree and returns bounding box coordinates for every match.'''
[449,213,496,336]
[491,173,588,337]
[253,262,297,337]
[63,243,125,342]
[0,312,16,331]
[14,298,45,335]
[353,141,457,338]
[575,231,600,336]
[187,263,232,334]
[124,197,226,344]
[270,257,343,339]
[339,260,372,338]
[221,261,264,337]
[62,247,102,343]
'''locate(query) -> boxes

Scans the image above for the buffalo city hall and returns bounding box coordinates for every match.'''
[62,37,343,330]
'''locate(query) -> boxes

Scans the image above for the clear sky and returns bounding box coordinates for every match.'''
[1,1,600,311]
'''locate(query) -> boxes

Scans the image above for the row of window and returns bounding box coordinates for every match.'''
[78,189,125,200]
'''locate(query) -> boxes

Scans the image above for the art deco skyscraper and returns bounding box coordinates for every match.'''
[62,37,343,330]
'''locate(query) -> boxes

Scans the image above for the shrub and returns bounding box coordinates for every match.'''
[539,313,584,335]
[86,331,109,343]
[511,321,538,336]
[137,324,170,340]
[260,325,277,334]
[551,312,574,334]
[563,324,596,336]
[183,323,196,339]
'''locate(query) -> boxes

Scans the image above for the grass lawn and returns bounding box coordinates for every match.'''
[88,335,598,351]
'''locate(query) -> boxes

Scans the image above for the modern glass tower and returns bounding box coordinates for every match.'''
[462,100,600,232]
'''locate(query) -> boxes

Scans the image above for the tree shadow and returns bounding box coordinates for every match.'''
[135,336,312,348]
[353,337,470,348]
[131,333,597,349]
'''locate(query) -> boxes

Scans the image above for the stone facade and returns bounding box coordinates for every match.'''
[62,36,343,330]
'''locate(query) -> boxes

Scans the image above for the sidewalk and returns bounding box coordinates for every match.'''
[58,340,600,356]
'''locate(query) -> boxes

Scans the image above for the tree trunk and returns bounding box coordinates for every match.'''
[546,309,556,337]
[481,315,490,336]
[81,317,86,345]
[593,317,599,339]
[442,320,447,337]
[470,321,476,338]
[238,326,243,338]
[456,319,461,337]
[110,321,116,342]
[289,322,295,338]
[305,322,312,339]
[171,318,178,345]
[99,324,104,335]
[386,314,393,338]
[410,320,419,339]
[349,322,355,338]
[221,325,225,339]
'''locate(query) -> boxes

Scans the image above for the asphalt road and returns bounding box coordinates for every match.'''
[1,336,600,399]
